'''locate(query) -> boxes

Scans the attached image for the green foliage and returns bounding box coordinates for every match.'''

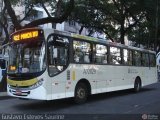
[128,0,160,50]
[10,0,20,5]
[67,0,160,50]
[1,0,75,44]
[70,0,147,44]
[1,0,160,50]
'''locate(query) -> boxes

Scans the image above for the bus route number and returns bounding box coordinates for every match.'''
[83,68,96,75]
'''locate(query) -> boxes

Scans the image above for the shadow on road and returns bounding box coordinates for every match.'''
[14,98,77,113]
[13,87,156,113]
[0,96,13,100]
[88,87,156,102]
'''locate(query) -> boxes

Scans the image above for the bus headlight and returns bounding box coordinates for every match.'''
[29,78,44,90]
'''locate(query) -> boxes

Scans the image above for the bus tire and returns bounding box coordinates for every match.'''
[74,83,88,104]
[134,78,141,92]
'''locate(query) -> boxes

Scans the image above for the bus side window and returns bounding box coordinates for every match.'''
[95,44,108,64]
[74,48,84,63]
[128,50,133,66]
[123,49,128,65]
[73,40,91,64]
[132,51,136,66]
[84,53,90,63]
[142,53,149,67]
[150,54,156,67]
[110,47,121,65]
[123,49,133,66]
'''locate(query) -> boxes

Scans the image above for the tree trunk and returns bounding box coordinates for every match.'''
[4,0,22,30]
[25,0,74,28]
[79,26,84,34]
[120,17,125,44]
[0,21,9,44]
[52,0,63,29]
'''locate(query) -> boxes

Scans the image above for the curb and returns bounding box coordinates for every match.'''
[0,92,13,100]
[0,92,8,97]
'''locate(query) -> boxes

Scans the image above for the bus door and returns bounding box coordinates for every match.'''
[48,35,69,99]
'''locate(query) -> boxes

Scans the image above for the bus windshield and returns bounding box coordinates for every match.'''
[8,40,46,74]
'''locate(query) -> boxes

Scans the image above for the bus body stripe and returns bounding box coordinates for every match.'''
[7,78,38,87]
[72,71,76,80]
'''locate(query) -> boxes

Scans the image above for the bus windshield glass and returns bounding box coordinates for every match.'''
[8,40,46,74]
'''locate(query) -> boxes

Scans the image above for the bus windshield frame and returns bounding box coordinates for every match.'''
[7,28,46,78]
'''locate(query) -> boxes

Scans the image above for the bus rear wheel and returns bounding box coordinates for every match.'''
[74,83,88,104]
[134,78,141,92]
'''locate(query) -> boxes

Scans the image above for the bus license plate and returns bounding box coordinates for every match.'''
[16,90,22,95]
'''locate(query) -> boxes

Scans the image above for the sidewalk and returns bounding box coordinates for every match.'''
[0,92,13,100]
[0,92,8,97]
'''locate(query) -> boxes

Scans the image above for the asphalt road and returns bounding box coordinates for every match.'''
[0,82,160,120]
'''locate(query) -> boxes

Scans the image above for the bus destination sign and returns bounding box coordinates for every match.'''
[11,28,44,42]
[12,31,39,41]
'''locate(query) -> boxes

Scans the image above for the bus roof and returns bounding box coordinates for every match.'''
[52,29,155,54]
[11,28,156,54]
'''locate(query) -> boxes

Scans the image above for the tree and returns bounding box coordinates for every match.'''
[4,0,74,29]
[70,0,146,44]
[144,0,160,51]
[0,0,74,44]
[0,0,10,44]
[128,0,160,51]
[2,0,160,51]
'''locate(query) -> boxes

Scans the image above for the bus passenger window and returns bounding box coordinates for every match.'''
[110,47,121,65]
[134,51,141,66]
[73,40,91,63]
[150,54,156,67]
[74,48,84,62]
[142,53,149,67]
[123,49,132,65]
[94,44,108,64]
[84,54,90,63]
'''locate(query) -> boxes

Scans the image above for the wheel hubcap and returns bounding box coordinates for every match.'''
[77,88,85,99]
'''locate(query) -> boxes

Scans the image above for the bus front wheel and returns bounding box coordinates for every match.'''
[74,83,88,104]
